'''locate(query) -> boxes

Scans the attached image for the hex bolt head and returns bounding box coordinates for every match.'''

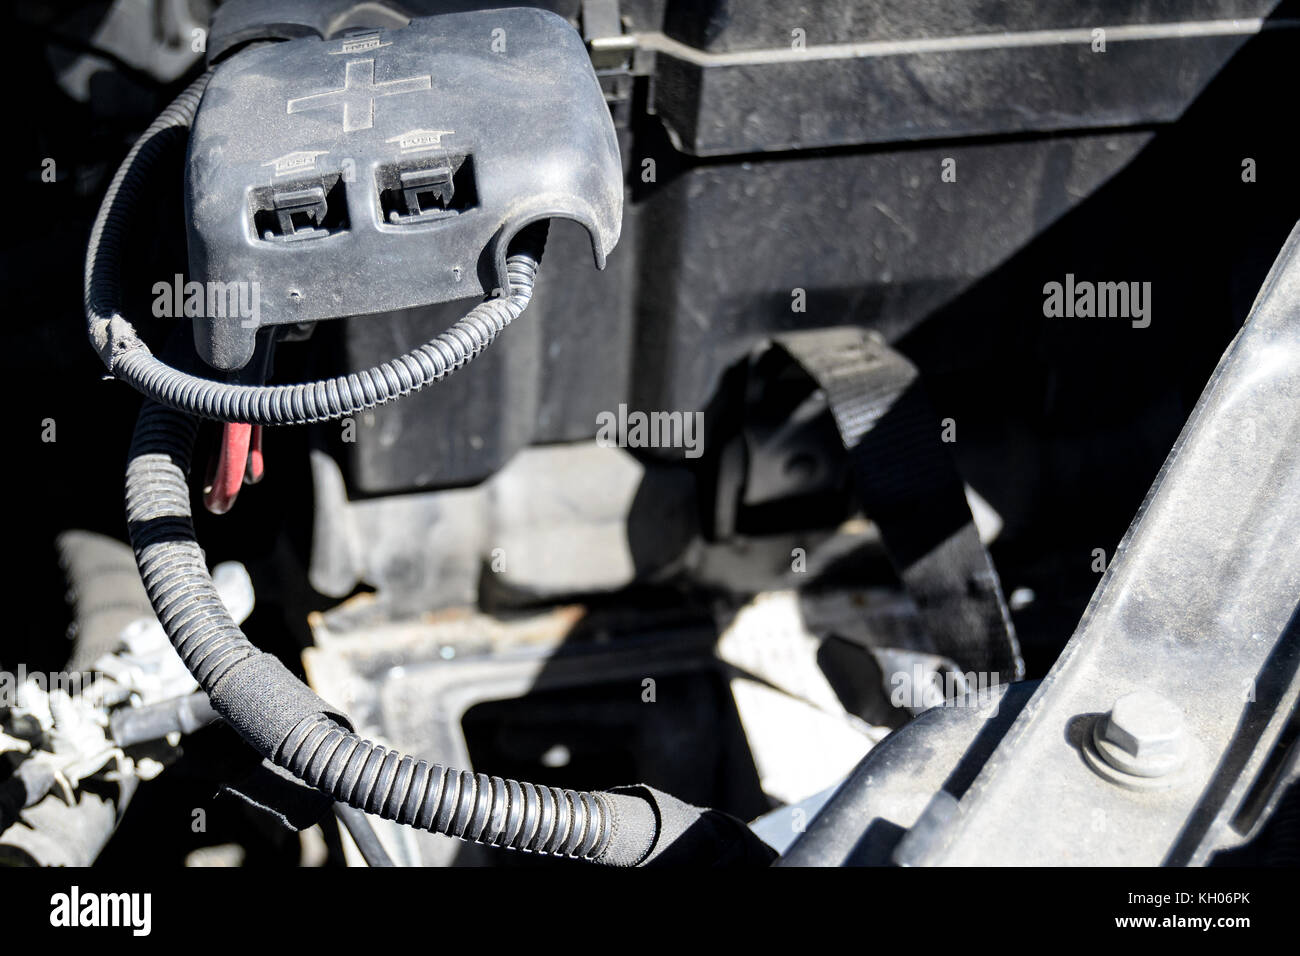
[1093,690,1188,779]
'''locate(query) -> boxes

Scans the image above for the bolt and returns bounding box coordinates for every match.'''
[1093,690,1187,779]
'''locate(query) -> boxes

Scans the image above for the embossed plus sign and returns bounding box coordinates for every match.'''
[287,59,431,132]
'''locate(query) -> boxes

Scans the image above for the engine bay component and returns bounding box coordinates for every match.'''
[86,70,553,426]
[11,0,1300,881]
[86,6,769,868]
[0,534,251,866]
[186,8,621,369]
[86,8,622,426]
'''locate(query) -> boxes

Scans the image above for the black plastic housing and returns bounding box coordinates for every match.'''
[185,7,622,370]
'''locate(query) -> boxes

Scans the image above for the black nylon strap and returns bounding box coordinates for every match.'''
[772,328,1023,681]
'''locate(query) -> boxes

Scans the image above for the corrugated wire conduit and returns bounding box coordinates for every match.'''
[98,75,661,865]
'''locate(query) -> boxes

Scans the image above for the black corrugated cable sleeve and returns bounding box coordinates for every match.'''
[124,398,662,864]
[85,72,212,374]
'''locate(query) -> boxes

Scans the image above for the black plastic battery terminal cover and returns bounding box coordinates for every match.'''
[185,7,622,370]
